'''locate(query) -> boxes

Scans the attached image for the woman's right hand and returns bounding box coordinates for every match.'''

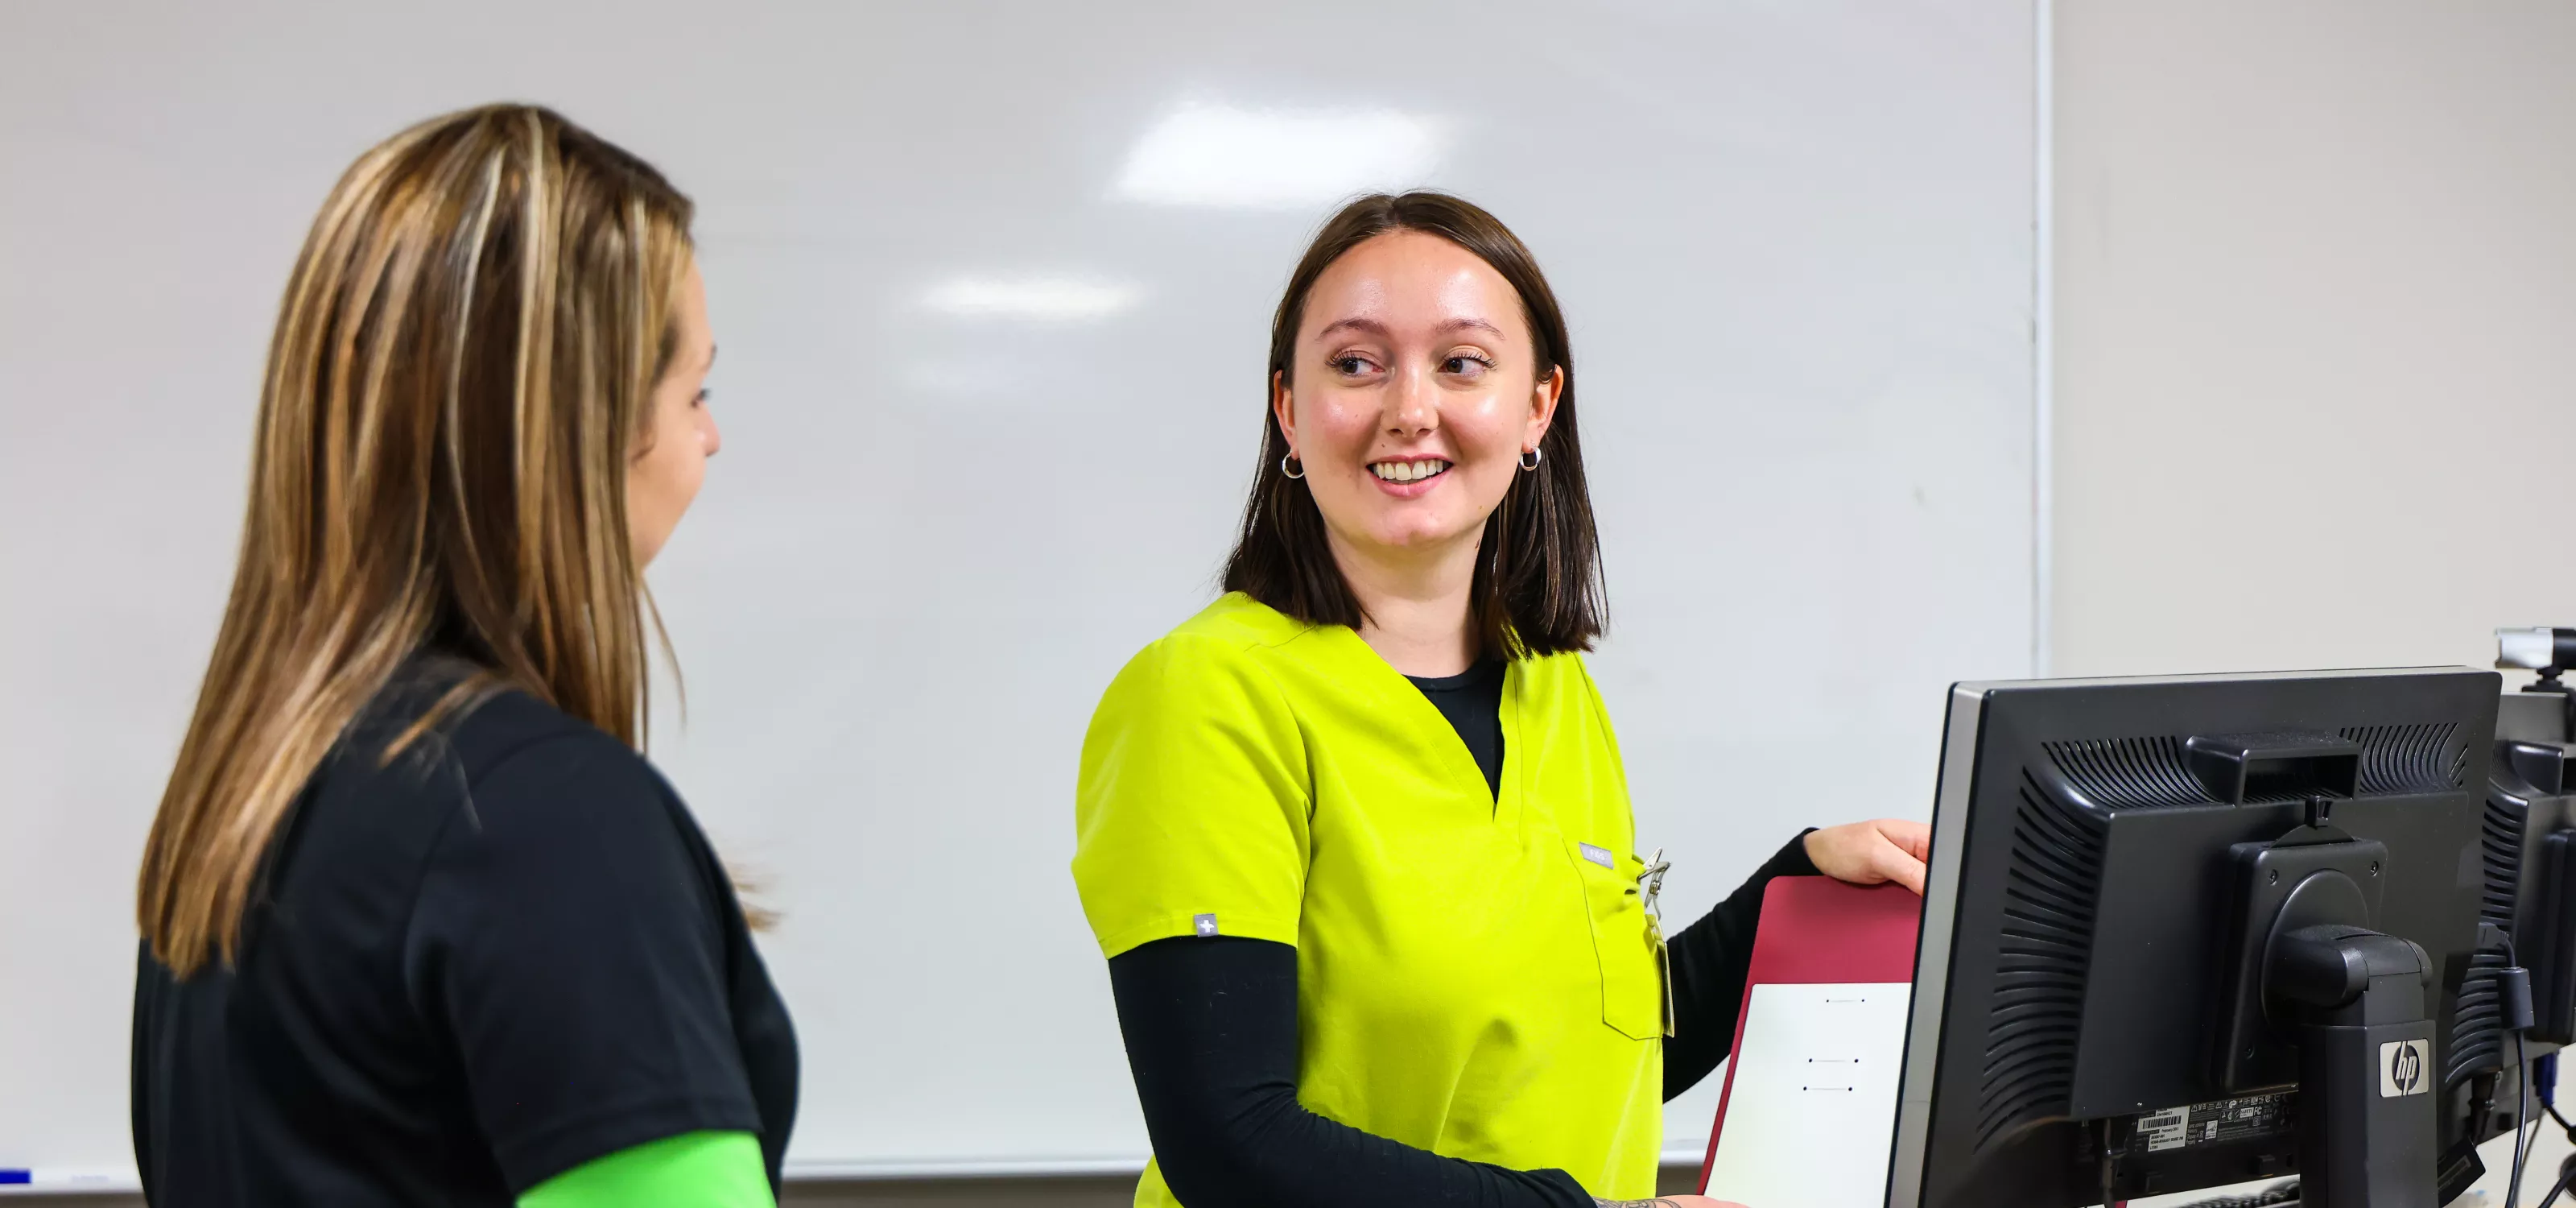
[1803,817,1931,894]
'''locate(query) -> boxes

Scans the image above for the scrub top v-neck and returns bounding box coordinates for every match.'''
[1072,593,1670,1205]
[1405,659,1506,799]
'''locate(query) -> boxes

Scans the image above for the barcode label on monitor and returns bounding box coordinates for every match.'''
[2135,1094,2289,1153]
[2139,1108,2191,1152]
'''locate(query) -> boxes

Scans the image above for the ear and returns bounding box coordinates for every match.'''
[1271,369,1298,453]
[1522,364,1564,452]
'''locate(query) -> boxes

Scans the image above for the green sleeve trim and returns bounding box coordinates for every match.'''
[518,1131,773,1208]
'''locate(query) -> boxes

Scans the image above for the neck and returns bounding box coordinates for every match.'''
[1328,528,1482,678]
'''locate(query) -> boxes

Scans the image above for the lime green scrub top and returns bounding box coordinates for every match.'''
[1072,594,1667,1206]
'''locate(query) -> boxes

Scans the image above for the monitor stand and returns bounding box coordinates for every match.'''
[2214,795,2441,1208]
[2271,924,2439,1208]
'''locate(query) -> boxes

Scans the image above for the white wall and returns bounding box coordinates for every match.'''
[2052,0,2576,678]
[2061,4,2575,1198]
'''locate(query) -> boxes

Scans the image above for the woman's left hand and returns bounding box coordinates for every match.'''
[1803,819,1931,895]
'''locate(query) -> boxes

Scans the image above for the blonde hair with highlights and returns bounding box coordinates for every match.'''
[138,104,697,978]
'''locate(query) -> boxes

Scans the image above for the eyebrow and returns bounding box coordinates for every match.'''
[1315,316,1507,341]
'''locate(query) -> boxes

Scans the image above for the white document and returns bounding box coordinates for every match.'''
[1702,982,1912,1208]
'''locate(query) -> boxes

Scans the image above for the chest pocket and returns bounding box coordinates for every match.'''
[1566,837,1667,1041]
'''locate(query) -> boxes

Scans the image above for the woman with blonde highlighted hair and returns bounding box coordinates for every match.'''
[131,105,793,1207]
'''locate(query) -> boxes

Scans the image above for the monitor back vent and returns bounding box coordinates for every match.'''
[2041,737,2209,809]
[1978,769,2109,1150]
[2479,793,2526,929]
[2044,724,2467,810]
[2342,723,2469,796]
[2448,794,2526,1087]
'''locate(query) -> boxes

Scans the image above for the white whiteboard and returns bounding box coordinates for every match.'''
[0,0,2035,1181]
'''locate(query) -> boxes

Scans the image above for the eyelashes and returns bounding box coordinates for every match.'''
[1323,352,1497,376]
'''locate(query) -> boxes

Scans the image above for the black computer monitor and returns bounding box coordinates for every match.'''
[1888,668,2500,1208]
[2492,683,2576,1054]
[2443,666,2576,1165]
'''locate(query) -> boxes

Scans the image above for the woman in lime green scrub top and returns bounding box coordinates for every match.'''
[131,105,791,1208]
[1073,192,1929,1208]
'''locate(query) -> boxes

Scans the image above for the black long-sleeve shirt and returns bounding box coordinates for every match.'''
[1104,660,1819,1207]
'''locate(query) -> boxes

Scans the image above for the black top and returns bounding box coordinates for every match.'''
[1110,938,1594,1208]
[1103,667,1821,1206]
[1405,659,1507,797]
[131,663,799,1206]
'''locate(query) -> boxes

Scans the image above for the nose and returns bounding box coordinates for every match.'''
[1384,362,1437,437]
[700,409,722,458]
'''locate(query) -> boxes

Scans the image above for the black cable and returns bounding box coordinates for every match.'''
[2167,1180,2298,1208]
[2537,1162,2576,1208]
[2549,1098,2576,1139]
[2512,929,2535,1208]
[2514,1032,2536,1208]
[2096,1119,2118,1208]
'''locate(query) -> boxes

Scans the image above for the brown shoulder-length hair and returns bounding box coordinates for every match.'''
[1222,191,1606,659]
[138,104,698,978]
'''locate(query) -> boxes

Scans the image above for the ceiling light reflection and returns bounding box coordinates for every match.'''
[1113,102,1444,209]
[921,276,1141,321]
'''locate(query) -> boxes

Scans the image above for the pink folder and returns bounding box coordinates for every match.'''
[1697,875,1924,1196]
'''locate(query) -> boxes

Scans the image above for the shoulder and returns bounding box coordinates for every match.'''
[1514,647,1605,704]
[449,692,652,788]
[1100,594,1314,701]
[459,698,683,833]
[313,676,658,839]
[1513,649,1624,751]
[344,674,669,806]
[1164,592,1317,657]
[1081,597,1323,775]
[341,660,637,789]
[367,688,706,884]
[285,676,714,953]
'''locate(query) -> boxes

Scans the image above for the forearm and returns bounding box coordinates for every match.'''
[1109,936,1592,1208]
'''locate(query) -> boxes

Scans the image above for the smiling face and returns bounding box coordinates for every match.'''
[1272,230,1562,570]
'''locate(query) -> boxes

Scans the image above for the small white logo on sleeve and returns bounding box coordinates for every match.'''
[1579,843,1615,869]
[1194,913,1220,937]
[2380,1039,2429,1097]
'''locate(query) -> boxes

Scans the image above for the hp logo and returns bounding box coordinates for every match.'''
[2380,1039,2429,1098]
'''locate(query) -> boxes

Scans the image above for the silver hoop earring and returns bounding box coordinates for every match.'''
[1282,453,1306,480]
[1518,447,1542,472]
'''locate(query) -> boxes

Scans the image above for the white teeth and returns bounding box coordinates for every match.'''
[1371,460,1451,482]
